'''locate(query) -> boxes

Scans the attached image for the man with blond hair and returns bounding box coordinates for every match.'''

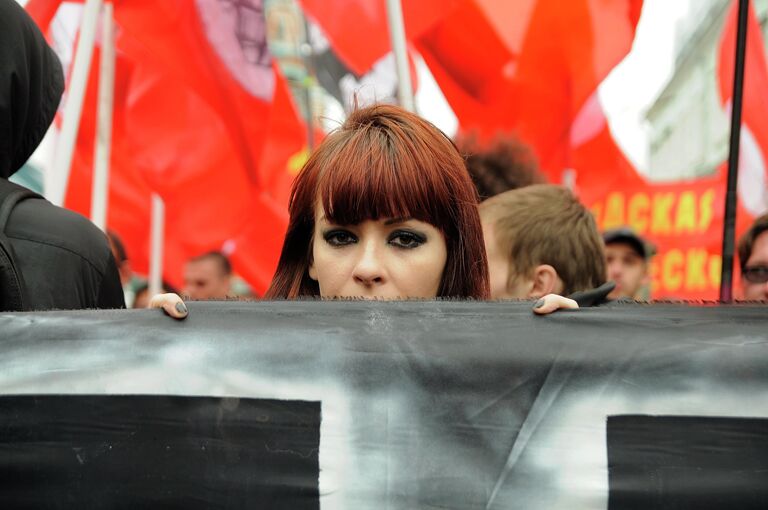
[479,184,608,301]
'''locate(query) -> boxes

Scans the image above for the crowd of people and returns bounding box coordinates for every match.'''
[2,0,766,317]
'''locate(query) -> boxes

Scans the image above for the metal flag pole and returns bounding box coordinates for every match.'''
[49,0,103,207]
[720,0,750,303]
[148,194,165,297]
[385,0,415,112]
[90,2,115,231]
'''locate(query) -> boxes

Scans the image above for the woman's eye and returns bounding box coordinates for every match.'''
[389,231,426,249]
[324,230,356,247]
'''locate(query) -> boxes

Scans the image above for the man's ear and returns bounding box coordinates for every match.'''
[528,264,563,299]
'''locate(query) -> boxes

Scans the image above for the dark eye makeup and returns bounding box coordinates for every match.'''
[321,227,428,249]
[388,230,427,249]
[323,229,357,247]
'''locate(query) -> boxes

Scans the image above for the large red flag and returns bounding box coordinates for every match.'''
[29,0,306,294]
[572,0,768,301]
[572,101,730,300]
[417,0,642,182]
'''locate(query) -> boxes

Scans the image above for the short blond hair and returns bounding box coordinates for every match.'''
[480,184,606,295]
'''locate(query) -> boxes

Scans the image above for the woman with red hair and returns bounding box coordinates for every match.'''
[266,104,488,299]
[153,105,575,315]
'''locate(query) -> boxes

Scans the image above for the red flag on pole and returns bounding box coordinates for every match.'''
[29,0,306,294]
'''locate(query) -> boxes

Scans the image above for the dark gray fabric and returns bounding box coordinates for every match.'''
[4,179,125,310]
[0,301,765,508]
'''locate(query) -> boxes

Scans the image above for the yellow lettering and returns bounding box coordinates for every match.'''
[698,189,716,232]
[709,254,722,289]
[662,249,684,292]
[627,193,650,234]
[603,192,625,230]
[684,249,708,291]
[674,191,697,234]
[651,193,675,235]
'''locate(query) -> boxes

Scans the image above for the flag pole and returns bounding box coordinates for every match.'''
[385,0,415,112]
[300,14,316,151]
[90,2,115,231]
[49,0,102,207]
[720,0,750,303]
[148,194,165,297]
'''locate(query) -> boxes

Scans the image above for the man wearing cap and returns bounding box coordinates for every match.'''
[603,228,653,300]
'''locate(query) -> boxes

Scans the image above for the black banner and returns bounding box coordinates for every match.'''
[0,395,319,509]
[0,301,766,508]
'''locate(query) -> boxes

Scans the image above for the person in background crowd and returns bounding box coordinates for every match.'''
[107,230,135,306]
[455,132,545,200]
[107,230,132,286]
[480,185,608,302]
[603,227,653,300]
[182,251,232,300]
[0,0,123,311]
[738,212,768,301]
[153,105,578,316]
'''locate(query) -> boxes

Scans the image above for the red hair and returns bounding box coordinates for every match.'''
[265,104,489,299]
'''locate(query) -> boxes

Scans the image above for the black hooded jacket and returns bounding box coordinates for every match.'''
[0,0,124,311]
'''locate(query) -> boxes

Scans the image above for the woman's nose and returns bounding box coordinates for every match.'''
[352,241,385,286]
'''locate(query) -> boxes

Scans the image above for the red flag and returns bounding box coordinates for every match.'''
[299,0,459,75]
[417,0,642,182]
[30,0,306,294]
[718,0,768,225]
[570,90,760,300]
[572,100,728,300]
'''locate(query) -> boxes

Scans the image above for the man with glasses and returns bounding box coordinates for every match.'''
[738,213,768,301]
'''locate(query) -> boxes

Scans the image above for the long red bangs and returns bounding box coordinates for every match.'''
[306,113,462,230]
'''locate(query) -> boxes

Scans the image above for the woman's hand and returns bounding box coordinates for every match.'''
[148,293,188,319]
[532,294,579,315]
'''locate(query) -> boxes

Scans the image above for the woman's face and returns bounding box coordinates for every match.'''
[309,202,447,298]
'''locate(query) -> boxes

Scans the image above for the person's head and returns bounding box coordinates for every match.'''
[479,184,605,299]
[603,228,652,300]
[455,131,545,201]
[265,104,489,299]
[0,0,64,179]
[183,251,232,300]
[738,213,768,300]
[107,230,132,286]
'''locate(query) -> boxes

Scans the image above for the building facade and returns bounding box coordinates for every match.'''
[646,0,768,180]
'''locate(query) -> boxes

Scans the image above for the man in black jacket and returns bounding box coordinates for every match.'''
[0,0,124,311]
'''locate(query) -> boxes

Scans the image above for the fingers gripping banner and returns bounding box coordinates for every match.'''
[0,301,767,508]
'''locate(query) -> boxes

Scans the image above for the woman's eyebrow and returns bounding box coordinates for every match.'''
[384,217,413,225]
